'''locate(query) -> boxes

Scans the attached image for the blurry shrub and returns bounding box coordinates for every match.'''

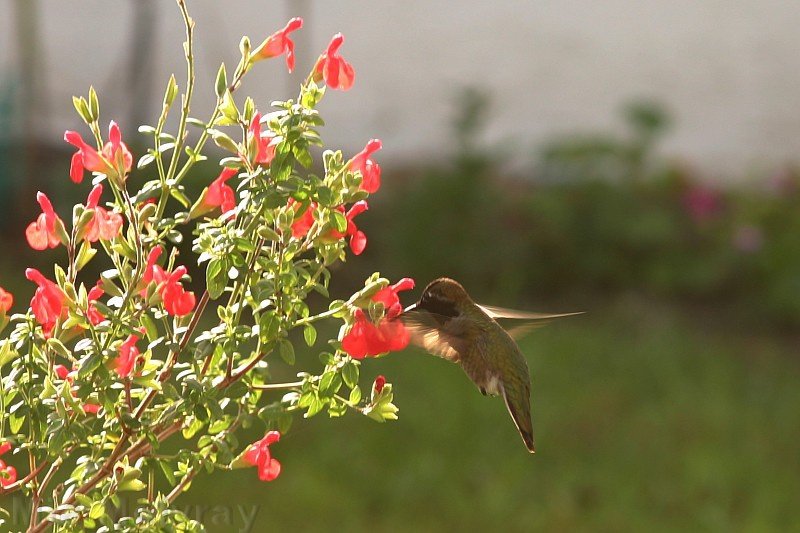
[371,93,800,327]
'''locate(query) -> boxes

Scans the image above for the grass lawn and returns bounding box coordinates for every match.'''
[180,297,800,531]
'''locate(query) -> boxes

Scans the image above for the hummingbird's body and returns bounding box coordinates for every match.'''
[402,278,577,453]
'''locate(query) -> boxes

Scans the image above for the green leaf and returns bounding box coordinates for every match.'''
[76,241,97,272]
[278,339,295,365]
[215,62,227,98]
[342,361,359,389]
[163,74,178,107]
[349,386,362,404]
[332,211,348,233]
[88,85,100,121]
[0,340,19,368]
[212,130,240,154]
[303,325,317,347]
[206,258,227,299]
[169,187,191,208]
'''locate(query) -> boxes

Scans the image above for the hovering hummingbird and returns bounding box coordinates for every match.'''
[401,278,580,453]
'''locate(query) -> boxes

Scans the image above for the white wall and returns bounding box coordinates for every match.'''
[2,0,800,178]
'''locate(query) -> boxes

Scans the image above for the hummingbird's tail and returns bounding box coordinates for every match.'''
[502,386,535,454]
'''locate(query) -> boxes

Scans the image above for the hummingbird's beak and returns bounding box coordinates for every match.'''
[402,303,418,314]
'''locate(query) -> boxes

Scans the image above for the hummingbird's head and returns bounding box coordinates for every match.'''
[405,278,472,318]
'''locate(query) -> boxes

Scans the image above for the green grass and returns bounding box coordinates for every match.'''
[180,298,800,532]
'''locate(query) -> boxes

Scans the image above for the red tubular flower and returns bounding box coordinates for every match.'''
[159,266,196,317]
[65,121,132,183]
[349,139,382,193]
[328,201,368,255]
[244,431,281,482]
[115,329,143,378]
[372,278,415,318]
[25,269,67,336]
[0,442,11,457]
[202,168,238,214]
[341,309,410,359]
[84,184,123,242]
[140,246,167,298]
[253,17,304,72]
[0,287,12,314]
[373,375,386,394]
[288,199,317,239]
[248,113,279,166]
[86,282,105,326]
[26,192,63,250]
[314,33,355,90]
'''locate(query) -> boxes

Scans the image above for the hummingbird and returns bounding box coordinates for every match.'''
[401,278,580,453]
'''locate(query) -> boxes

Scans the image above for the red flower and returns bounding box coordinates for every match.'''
[65,121,133,183]
[202,168,238,214]
[115,329,143,378]
[0,459,16,488]
[159,266,196,317]
[0,287,12,314]
[313,33,355,91]
[373,375,386,394]
[371,278,415,318]
[83,184,123,242]
[253,17,304,72]
[349,140,382,193]
[683,184,722,223]
[140,246,169,298]
[341,309,410,359]
[0,442,17,488]
[328,201,369,255]
[26,192,64,250]
[289,199,316,239]
[243,431,281,482]
[86,282,105,326]
[248,113,279,166]
[82,404,101,415]
[25,269,67,336]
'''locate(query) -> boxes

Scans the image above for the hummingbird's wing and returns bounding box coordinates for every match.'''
[399,310,468,362]
[476,305,583,339]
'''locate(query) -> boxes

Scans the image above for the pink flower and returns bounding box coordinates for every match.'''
[86,282,105,326]
[83,184,123,242]
[82,404,101,415]
[25,192,63,250]
[25,268,67,337]
[159,266,196,317]
[115,330,143,378]
[201,168,238,214]
[248,113,279,166]
[243,431,281,482]
[371,278,415,318]
[253,18,304,72]
[64,121,133,183]
[349,140,382,193]
[328,201,369,255]
[0,287,12,314]
[313,33,355,91]
[373,375,386,394]
[683,184,722,223]
[341,309,409,359]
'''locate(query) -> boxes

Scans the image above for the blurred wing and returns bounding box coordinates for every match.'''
[399,310,468,362]
[477,304,583,340]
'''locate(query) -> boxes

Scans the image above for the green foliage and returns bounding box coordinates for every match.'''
[0,6,399,531]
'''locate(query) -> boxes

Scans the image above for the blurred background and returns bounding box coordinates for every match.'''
[2,1,800,530]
